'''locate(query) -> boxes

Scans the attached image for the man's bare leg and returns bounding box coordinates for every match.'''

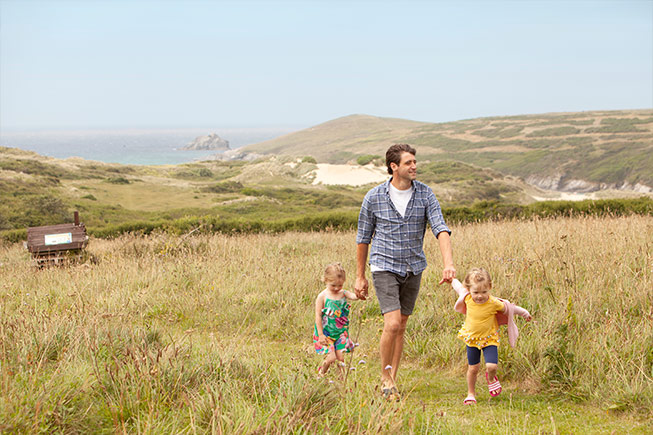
[380,310,406,389]
[390,314,409,382]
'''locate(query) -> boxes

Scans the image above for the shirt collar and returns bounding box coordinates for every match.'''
[385,177,417,192]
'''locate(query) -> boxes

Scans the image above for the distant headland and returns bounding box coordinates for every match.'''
[182,133,230,151]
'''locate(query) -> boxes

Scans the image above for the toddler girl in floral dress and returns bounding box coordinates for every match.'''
[313,263,360,376]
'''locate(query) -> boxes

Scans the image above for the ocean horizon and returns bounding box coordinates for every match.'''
[0,127,297,165]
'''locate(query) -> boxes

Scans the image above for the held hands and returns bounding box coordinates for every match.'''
[354,276,369,301]
[438,265,457,285]
[318,333,329,347]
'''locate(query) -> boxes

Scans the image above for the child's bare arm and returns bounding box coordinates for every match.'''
[343,290,359,301]
[513,304,532,321]
[451,278,467,298]
[314,292,328,345]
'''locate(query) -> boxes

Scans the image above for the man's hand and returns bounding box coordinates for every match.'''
[436,232,455,285]
[438,265,456,285]
[354,276,369,300]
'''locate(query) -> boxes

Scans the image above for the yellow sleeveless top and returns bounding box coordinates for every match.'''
[457,295,505,349]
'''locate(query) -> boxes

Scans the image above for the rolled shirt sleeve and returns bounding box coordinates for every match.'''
[356,192,376,244]
[426,189,451,237]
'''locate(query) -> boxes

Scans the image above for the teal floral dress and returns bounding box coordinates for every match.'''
[313,297,355,354]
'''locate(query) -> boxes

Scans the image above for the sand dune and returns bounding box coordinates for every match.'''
[311,163,388,186]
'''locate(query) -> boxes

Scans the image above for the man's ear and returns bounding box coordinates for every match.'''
[389,162,399,172]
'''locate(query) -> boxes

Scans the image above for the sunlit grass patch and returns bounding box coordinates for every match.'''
[1,215,652,432]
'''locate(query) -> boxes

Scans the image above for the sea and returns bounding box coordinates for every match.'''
[0,127,297,166]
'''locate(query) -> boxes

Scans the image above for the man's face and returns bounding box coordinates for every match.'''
[391,152,417,181]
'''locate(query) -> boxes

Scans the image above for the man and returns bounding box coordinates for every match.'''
[355,143,455,399]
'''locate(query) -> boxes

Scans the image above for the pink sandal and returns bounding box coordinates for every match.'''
[463,396,477,405]
[486,372,502,397]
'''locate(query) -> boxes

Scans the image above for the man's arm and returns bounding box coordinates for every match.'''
[423,188,455,284]
[355,243,369,300]
[355,191,375,301]
[436,231,456,284]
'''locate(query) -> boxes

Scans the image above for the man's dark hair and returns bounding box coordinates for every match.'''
[385,144,416,175]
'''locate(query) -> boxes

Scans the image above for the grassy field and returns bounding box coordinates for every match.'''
[1,214,651,433]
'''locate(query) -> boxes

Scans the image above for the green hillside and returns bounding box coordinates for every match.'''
[1,145,547,237]
[243,110,653,191]
[244,114,427,163]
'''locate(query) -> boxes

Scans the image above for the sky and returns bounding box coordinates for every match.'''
[1,0,652,131]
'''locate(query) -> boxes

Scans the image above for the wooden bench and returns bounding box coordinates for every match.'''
[26,212,89,267]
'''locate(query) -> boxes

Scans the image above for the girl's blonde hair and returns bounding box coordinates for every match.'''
[323,263,346,283]
[463,267,492,292]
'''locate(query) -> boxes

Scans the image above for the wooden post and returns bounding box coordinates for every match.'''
[74,211,79,226]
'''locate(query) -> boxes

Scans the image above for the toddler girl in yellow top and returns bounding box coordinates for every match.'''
[452,268,532,405]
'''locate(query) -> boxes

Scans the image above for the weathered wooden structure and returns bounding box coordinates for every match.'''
[26,211,89,267]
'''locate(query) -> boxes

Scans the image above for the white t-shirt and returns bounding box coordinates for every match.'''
[370,182,414,273]
[389,182,413,218]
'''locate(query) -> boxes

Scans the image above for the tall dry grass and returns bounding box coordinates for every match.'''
[0,214,651,433]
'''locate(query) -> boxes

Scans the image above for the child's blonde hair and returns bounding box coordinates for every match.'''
[323,263,346,283]
[463,267,492,292]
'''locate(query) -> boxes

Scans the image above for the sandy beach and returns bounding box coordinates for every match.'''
[311,163,388,186]
[531,192,597,201]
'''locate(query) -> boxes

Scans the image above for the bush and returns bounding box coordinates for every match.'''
[202,181,243,193]
[356,155,381,166]
[0,228,26,243]
[106,176,131,184]
[301,156,317,164]
[5,197,649,242]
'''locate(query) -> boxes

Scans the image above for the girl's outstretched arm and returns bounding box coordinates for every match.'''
[343,290,359,301]
[451,278,467,298]
[512,304,532,321]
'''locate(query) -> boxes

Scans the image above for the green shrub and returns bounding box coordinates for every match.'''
[106,166,135,174]
[356,154,381,166]
[301,156,317,164]
[0,228,26,243]
[0,159,72,179]
[105,176,131,184]
[6,197,650,242]
[173,167,214,179]
[202,181,243,193]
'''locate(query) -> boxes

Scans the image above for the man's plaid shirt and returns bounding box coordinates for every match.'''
[356,179,451,276]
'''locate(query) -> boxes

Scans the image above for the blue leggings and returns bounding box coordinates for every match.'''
[466,345,498,365]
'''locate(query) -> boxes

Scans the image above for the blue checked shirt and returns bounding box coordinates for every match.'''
[356,179,451,276]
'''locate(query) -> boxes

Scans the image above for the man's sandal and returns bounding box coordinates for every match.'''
[381,384,401,402]
[463,396,477,405]
[486,372,502,397]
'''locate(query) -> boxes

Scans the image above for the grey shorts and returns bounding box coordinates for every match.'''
[372,271,422,316]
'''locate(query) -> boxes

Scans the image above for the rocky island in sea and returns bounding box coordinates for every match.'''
[182,133,230,150]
